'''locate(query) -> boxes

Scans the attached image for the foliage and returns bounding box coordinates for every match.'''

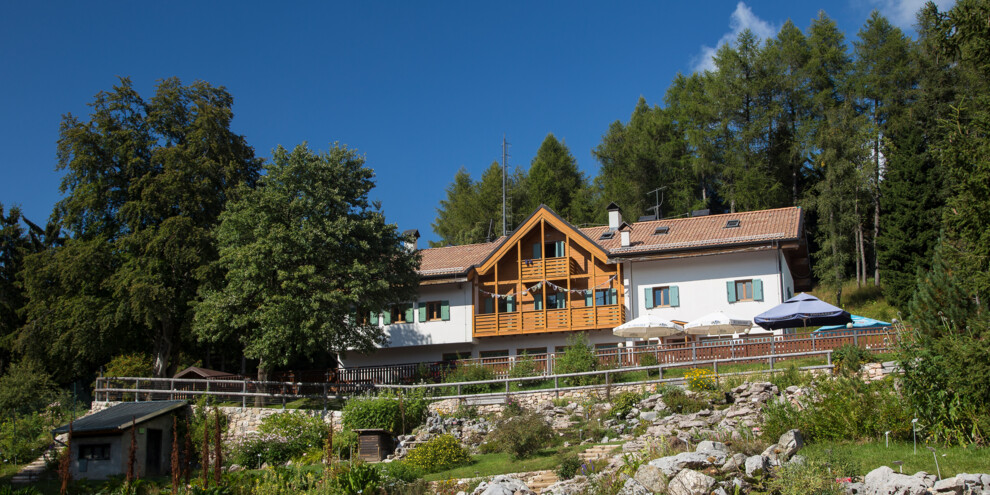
[685,368,717,392]
[443,364,498,395]
[770,363,812,390]
[898,317,990,445]
[556,333,597,386]
[610,391,642,419]
[0,359,57,416]
[403,434,471,473]
[0,394,80,467]
[102,353,153,378]
[194,142,420,376]
[485,410,554,459]
[555,451,583,480]
[761,455,845,495]
[524,133,593,224]
[638,352,658,377]
[760,376,912,443]
[327,461,382,495]
[431,162,529,246]
[660,386,709,415]
[188,401,229,465]
[341,390,428,435]
[330,429,358,460]
[508,355,541,390]
[228,412,330,467]
[377,460,424,484]
[831,344,873,376]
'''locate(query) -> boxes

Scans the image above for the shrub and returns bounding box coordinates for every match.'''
[770,363,810,390]
[378,460,424,483]
[403,434,471,473]
[685,368,717,392]
[328,461,383,494]
[509,355,544,389]
[341,389,429,435]
[556,334,598,386]
[639,352,659,377]
[331,429,358,459]
[660,386,707,415]
[228,411,325,468]
[761,456,844,495]
[761,376,912,443]
[611,391,641,419]
[102,353,154,378]
[555,451,583,480]
[443,364,498,394]
[832,344,872,376]
[0,359,57,416]
[485,410,554,459]
[188,398,230,464]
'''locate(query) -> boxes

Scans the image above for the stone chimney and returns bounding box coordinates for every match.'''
[607,202,622,231]
[402,229,420,251]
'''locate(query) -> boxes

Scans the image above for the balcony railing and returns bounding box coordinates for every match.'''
[474,304,625,337]
[519,256,581,280]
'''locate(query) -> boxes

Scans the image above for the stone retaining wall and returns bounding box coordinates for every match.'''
[429,383,654,416]
[91,401,342,442]
[861,361,900,381]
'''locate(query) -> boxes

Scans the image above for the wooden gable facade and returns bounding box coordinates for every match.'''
[471,207,625,338]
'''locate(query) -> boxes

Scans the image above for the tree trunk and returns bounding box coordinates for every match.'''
[873,102,881,287]
[854,199,862,286]
[152,322,173,378]
[255,358,269,408]
[859,223,868,286]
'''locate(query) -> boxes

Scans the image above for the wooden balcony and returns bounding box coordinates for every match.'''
[520,257,581,281]
[473,304,626,337]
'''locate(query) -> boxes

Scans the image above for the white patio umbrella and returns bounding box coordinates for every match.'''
[683,311,752,336]
[613,314,684,338]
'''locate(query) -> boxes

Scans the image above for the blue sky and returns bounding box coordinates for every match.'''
[0,0,948,244]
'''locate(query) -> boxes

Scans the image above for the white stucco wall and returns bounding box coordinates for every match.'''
[624,250,789,334]
[378,282,473,348]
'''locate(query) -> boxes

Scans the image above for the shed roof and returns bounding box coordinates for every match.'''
[53,401,186,435]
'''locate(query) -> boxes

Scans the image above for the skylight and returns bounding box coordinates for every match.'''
[653,226,670,235]
[725,219,741,228]
[599,230,615,240]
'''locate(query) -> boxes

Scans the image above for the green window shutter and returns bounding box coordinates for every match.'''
[405,305,414,323]
[532,243,541,259]
[556,241,565,257]
[669,286,679,307]
[753,279,764,301]
[727,281,737,303]
[506,296,515,313]
[644,287,654,309]
[610,288,618,305]
[383,309,392,325]
[418,303,426,322]
[585,290,593,307]
[369,311,377,325]
[441,300,450,321]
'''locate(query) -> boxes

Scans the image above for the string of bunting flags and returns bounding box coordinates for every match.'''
[477,275,617,299]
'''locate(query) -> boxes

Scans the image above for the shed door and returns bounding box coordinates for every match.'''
[146,429,162,474]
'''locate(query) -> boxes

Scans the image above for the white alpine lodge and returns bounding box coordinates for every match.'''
[339,204,812,368]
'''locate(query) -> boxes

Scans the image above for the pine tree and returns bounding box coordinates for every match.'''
[524,134,586,222]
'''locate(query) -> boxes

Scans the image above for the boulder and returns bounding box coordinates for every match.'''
[472,475,535,495]
[862,466,929,495]
[633,463,668,492]
[617,478,652,495]
[955,473,990,493]
[721,453,746,473]
[744,455,768,478]
[639,411,658,422]
[932,476,965,495]
[649,451,726,477]
[776,429,804,460]
[667,469,716,495]
[696,440,729,454]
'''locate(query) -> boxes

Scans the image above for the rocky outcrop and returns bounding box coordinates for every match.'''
[471,475,535,495]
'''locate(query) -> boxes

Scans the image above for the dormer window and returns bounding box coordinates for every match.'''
[725,219,741,228]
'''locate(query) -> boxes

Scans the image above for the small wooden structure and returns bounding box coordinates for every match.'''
[354,429,393,462]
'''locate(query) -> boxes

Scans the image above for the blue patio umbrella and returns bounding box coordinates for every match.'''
[815,314,891,332]
[754,292,852,330]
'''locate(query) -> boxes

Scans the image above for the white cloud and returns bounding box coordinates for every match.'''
[691,2,779,74]
[865,0,956,30]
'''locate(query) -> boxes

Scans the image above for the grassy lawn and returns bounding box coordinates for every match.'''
[422,444,614,481]
[804,441,990,478]
[811,279,899,323]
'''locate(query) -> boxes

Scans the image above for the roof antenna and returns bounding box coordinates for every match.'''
[502,134,510,236]
[646,186,667,220]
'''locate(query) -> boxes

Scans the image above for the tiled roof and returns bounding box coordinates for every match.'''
[581,207,802,255]
[415,207,802,277]
[418,238,503,277]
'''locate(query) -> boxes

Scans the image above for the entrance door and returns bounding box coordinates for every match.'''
[146,429,162,475]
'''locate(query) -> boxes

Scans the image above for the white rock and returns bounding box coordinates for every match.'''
[667,469,716,495]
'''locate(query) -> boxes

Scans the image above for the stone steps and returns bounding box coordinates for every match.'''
[526,470,560,493]
[578,445,616,462]
[11,453,54,485]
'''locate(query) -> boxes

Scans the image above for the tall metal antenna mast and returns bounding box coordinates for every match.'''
[646,186,667,219]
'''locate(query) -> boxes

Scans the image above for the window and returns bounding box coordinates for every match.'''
[79,444,111,461]
[725,219,741,228]
[727,279,763,302]
[544,241,565,258]
[442,351,471,362]
[519,347,547,356]
[481,297,494,314]
[595,343,619,351]
[426,301,442,321]
[595,288,617,305]
[546,293,566,309]
[554,345,568,353]
[480,350,508,359]
[644,286,679,308]
[599,230,615,240]
[653,226,669,235]
[388,304,412,324]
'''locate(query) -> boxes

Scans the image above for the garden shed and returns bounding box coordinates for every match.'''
[354,429,394,462]
[52,400,187,480]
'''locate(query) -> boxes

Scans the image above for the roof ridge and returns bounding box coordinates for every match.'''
[420,238,502,251]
